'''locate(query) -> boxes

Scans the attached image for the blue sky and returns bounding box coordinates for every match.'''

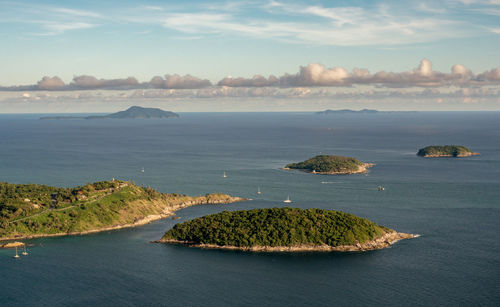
[0,0,499,111]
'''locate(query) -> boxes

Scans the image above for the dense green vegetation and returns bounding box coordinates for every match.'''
[0,180,234,239]
[417,145,475,157]
[0,180,119,220]
[162,207,391,247]
[286,155,364,173]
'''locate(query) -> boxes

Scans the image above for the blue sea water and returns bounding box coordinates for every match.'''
[0,112,499,306]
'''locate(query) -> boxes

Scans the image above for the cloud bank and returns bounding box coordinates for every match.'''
[225,59,500,88]
[1,60,499,91]
[0,74,212,91]
[150,74,211,89]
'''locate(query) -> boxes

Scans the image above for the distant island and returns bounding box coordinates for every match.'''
[417,145,479,157]
[157,207,416,252]
[316,109,379,115]
[0,180,243,241]
[40,106,179,120]
[284,155,374,175]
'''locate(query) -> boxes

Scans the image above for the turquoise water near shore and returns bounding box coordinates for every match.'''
[0,112,499,306]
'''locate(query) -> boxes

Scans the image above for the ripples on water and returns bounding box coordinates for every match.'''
[0,112,499,306]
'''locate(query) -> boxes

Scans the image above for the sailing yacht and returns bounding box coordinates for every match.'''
[22,245,28,256]
[141,167,145,173]
[283,195,292,203]
[257,187,262,195]
[223,171,227,178]
[14,246,20,258]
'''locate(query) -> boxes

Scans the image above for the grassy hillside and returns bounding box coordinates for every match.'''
[0,180,239,239]
[286,155,365,173]
[162,207,392,248]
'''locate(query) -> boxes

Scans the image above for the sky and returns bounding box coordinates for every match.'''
[0,0,499,112]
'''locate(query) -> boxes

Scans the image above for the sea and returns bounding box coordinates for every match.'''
[0,111,499,306]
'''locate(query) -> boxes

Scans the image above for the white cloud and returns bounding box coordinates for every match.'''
[3,0,498,45]
[51,8,101,18]
[478,66,500,80]
[159,5,464,46]
[416,3,447,14]
[218,75,278,87]
[150,75,211,89]
[37,76,65,90]
[280,64,350,86]
[2,60,500,92]
[71,75,139,89]
[218,59,491,88]
[141,6,164,11]
[38,22,97,35]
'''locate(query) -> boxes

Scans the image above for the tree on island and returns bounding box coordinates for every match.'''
[285,155,371,174]
[417,145,478,157]
[162,207,393,248]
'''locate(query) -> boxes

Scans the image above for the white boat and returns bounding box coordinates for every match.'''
[283,195,292,203]
[22,245,28,256]
[14,246,20,259]
[223,171,227,178]
[141,167,145,173]
[257,187,262,195]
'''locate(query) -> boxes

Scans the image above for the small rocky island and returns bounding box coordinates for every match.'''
[0,180,243,241]
[284,155,373,175]
[157,207,416,252]
[40,106,179,120]
[417,145,479,157]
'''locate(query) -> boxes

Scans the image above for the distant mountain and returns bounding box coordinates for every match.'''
[40,106,179,120]
[86,106,179,119]
[315,109,379,115]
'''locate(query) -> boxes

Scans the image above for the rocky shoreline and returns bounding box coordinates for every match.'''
[156,231,417,252]
[0,241,25,248]
[0,196,245,242]
[420,152,479,158]
[283,163,374,175]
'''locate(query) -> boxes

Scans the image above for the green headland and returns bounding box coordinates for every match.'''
[158,207,415,252]
[0,180,243,241]
[284,155,373,174]
[417,145,479,157]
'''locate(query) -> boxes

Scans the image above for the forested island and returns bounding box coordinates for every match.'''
[417,145,479,157]
[284,155,373,175]
[0,180,243,241]
[158,207,415,252]
[40,106,179,120]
